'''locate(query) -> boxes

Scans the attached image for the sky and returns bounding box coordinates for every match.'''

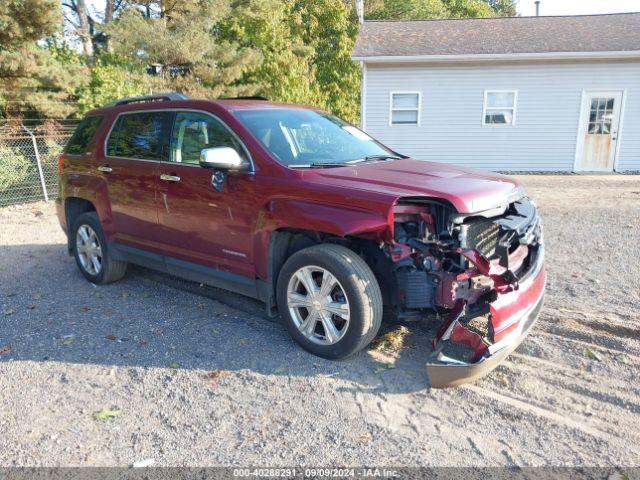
[516,0,640,16]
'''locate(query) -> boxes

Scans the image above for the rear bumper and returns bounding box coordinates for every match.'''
[426,246,546,388]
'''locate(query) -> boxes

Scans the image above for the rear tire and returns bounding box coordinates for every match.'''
[276,244,383,359]
[71,212,127,284]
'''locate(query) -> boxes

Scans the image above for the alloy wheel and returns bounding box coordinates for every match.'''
[287,266,350,345]
[76,225,103,276]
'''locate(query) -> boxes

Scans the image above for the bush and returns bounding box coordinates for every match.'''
[0,144,33,193]
[0,142,40,206]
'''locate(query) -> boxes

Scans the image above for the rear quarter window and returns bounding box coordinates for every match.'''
[64,116,103,154]
[106,111,173,160]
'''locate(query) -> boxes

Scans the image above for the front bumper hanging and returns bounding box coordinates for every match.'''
[426,244,546,388]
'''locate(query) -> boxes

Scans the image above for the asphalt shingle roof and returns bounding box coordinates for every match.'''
[353,13,640,58]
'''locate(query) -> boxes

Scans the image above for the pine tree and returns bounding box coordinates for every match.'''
[104,0,263,98]
[0,0,86,118]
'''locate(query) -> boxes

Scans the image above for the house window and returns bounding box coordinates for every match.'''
[483,91,517,126]
[390,92,420,125]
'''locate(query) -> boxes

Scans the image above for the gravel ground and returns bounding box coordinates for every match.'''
[0,175,638,467]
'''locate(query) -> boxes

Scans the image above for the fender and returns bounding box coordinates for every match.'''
[252,198,393,280]
[59,171,114,240]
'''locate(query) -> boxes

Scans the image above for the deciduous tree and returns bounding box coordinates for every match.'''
[365,0,511,19]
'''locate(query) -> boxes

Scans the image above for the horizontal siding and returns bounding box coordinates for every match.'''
[364,61,640,171]
[618,86,640,171]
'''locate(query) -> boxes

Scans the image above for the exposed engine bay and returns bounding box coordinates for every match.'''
[387,194,543,373]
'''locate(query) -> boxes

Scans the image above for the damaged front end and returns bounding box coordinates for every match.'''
[388,194,545,388]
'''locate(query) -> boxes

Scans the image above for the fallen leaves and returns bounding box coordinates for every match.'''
[93,407,122,421]
[0,345,11,356]
[207,369,226,387]
[371,326,411,353]
[374,364,396,374]
[617,354,629,364]
[105,335,117,341]
[584,348,602,362]
[3,308,16,316]
[168,362,180,369]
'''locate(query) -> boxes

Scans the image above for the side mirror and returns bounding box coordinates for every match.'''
[199,147,247,171]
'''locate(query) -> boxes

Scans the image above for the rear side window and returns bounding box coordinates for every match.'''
[65,116,103,154]
[106,111,173,160]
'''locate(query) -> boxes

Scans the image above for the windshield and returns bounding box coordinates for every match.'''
[234,108,398,167]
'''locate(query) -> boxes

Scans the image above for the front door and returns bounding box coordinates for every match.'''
[156,110,256,279]
[576,91,623,172]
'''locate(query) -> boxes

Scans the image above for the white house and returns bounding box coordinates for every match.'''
[352,13,640,172]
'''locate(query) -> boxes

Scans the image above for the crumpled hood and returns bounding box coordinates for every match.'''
[309,159,523,213]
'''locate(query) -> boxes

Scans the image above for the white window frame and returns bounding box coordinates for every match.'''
[389,91,421,126]
[482,90,518,127]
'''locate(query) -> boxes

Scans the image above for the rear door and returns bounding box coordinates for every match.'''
[155,110,257,279]
[99,110,173,252]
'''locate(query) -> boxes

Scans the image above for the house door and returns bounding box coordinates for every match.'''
[576,91,623,172]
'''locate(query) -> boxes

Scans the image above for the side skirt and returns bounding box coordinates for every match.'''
[109,242,269,303]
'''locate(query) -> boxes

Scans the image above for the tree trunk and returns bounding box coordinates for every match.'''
[76,0,94,57]
[104,0,115,52]
[105,0,114,22]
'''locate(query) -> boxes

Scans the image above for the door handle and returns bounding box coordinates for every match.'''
[160,174,181,182]
[97,165,112,173]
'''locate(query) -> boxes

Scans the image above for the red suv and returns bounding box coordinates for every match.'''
[57,93,545,387]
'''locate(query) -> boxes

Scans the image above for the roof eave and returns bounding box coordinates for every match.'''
[352,50,640,63]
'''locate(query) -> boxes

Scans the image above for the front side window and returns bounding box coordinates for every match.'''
[65,116,103,154]
[234,108,397,167]
[106,111,173,160]
[390,92,420,125]
[484,91,517,126]
[170,112,245,165]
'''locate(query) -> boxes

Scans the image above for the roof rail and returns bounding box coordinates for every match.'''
[105,92,189,107]
[224,96,270,101]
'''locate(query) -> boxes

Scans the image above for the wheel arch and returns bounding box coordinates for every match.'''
[264,228,395,316]
[64,197,97,252]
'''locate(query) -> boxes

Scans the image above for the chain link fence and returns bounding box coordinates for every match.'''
[0,120,78,207]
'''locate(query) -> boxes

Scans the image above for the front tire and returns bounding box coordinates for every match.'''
[276,244,383,359]
[71,212,127,284]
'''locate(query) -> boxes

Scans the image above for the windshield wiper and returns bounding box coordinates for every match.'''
[288,156,400,169]
[290,159,365,169]
[361,155,402,162]
[288,162,349,169]
[309,162,351,168]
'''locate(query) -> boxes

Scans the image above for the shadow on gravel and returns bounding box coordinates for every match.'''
[0,243,435,394]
